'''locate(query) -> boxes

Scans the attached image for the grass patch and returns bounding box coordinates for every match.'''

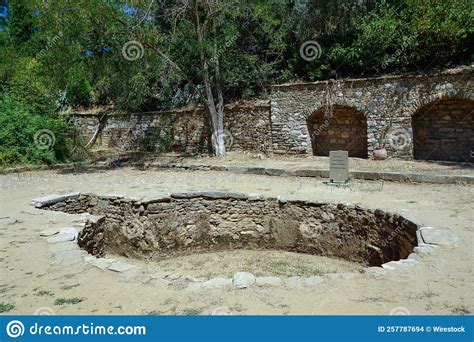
[60,284,80,291]
[34,290,54,297]
[450,306,471,315]
[155,250,361,278]
[181,308,204,316]
[0,302,15,313]
[54,297,84,306]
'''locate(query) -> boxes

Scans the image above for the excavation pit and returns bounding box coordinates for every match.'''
[36,191,419,267]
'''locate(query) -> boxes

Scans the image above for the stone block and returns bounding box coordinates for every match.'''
[232,272,256,288]
[32,192,80,208]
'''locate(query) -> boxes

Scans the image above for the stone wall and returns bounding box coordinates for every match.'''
[73,100,271,154]
[71,67,473,161]
[271,67,473,160]
[413,98,474,162]
[307,105,368,158]
[40,191,418,267]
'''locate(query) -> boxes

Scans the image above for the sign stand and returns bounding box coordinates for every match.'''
[324,150,350,186]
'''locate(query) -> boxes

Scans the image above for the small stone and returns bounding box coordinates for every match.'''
[420,227,460,246]
[32,192,80,208]
[202,278,232,289]
[140,193,171,204]
[248,193,264,201]
[47,232,76,244]
[84,255,97,262]
[256,277,283,287]
[91,258,115,270]
[407,253,421,261]
[165,273,183,280]
[233,272,256,288]
[39,228,60,237]
[119,268,144,282]
[52,249,87,266]
[200,190,248,200]
[413,243,435,254]
[109,261,136,273]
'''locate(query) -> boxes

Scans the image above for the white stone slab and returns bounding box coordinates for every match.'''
[329,150,349,182]
[232,272,256,288]
[109,261,136,273]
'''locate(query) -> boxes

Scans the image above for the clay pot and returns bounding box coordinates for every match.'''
[373,147,387,160]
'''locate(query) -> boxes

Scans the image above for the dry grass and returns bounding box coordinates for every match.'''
[154,249,362,278]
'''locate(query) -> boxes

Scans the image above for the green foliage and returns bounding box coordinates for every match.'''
[0,97,81,167]
[30,0,472,108]
[54,297,84,306]
[336,0,473,74]
[8,57,56,113]
[0,302,15,313]
[0,0,472,163]
[66,64,94,108]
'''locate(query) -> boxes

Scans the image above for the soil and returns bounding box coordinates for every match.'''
[0,167,473,315]
[166,151,473,176]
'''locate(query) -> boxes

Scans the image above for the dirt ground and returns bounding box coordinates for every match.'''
[161,151,473,176]
[0,167,473,315]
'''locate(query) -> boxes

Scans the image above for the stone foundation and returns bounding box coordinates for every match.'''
[39,191,419,267]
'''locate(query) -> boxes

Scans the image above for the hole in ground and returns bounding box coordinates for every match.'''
[40,191,419,267]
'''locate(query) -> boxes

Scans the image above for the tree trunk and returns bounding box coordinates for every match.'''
[194,2,226,157]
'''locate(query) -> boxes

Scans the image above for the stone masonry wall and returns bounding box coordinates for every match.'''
[413,99,474,162]
[71,67,473,161]
[41,191,418,267]
[72,100,271,154]
[271,67,473,159]
[307,105,368,158]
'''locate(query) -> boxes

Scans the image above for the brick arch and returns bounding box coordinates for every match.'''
[412,97,474,162]
[307,105,368,158]
[406,87,474,118]
[302,98,369,121]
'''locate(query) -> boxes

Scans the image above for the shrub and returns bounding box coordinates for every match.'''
[66,64,93,108]
[0,96,83,167]
[8,57,56,113]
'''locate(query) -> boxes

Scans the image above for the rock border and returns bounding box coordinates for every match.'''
[2,158,473,185]
[33,191,458,290]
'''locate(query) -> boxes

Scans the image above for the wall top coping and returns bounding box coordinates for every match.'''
[68,99,270,117]
[271,65,473,92]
